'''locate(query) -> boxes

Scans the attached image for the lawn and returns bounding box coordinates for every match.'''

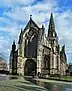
[0,77,47,91]
[48,76,72,81]
[1,75,72,91]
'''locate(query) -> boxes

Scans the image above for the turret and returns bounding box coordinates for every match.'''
[12,40,16,52]
[61,44,65,53]
[60,44,67,62]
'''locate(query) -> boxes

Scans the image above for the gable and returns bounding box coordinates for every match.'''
[22,18,40,39]
[23,18,39,33]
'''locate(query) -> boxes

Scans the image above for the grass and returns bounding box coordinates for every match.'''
[1,75,72,91]
[0,77,47,91]
[49,76,72,81]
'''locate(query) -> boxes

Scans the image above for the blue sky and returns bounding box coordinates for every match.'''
[0,0,72,64]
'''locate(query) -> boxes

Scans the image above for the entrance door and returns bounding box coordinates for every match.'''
[24,59,37,76]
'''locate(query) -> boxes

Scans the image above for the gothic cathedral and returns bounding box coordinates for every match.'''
[9,13,67,76]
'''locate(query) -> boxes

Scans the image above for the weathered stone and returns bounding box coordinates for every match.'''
[9,14,67,76]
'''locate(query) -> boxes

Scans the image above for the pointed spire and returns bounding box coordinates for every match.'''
[62,44,65,52]
[50,13,55,27]
[47,13,56,37]
[12,40,16,51]
[13,40,15,45]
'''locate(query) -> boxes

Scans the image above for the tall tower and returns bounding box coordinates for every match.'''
[47,13,60,74]
[12,40,16,74]
[9,40,17,75]
[47,13,58,54]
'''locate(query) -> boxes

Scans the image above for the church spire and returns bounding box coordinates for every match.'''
[61,44,65,53]
[12,40,16,51]
[47,13,57,37]
[13,40,15,45]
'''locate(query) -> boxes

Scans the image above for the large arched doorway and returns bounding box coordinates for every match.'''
[24,59,37,76]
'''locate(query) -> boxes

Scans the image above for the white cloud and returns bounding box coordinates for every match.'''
[0,0,71,63]
[0,0,58,63]
[0,0,36,7]
[3,0,58,22]
[54,9,72,63]
[0,36,10,54]
[55,10,72,43]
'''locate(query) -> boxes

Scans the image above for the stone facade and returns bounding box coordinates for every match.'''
[9,13,67,76]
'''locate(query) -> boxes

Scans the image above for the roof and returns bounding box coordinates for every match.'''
[23,16,40,33]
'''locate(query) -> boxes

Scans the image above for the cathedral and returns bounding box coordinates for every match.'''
[9,13,67,76]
